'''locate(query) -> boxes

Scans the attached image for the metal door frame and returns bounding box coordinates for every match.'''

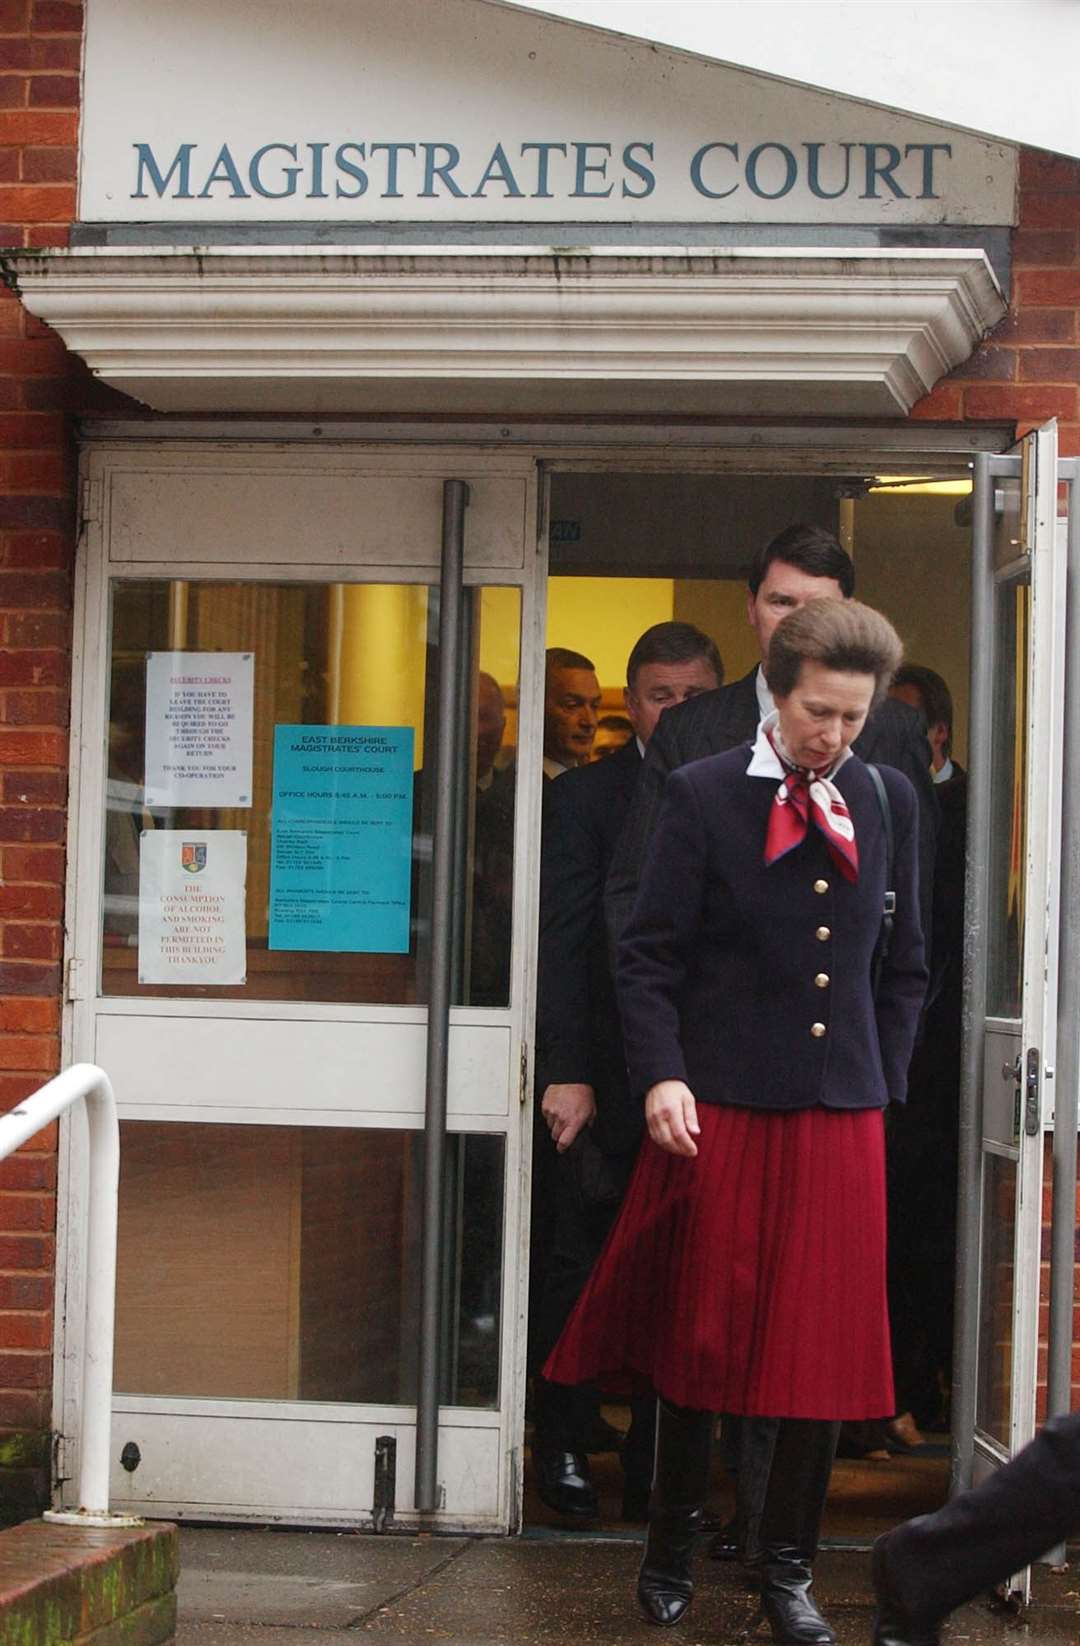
[952,431,1076,1596]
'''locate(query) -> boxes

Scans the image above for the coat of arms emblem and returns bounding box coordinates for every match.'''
[181,842,207,874]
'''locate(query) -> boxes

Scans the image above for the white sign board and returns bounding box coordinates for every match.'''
[145,651,254,809]
[80,0,1016,226]
[138,829,248,985]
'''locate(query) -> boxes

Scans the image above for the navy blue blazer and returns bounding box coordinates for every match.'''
[537,737,643,1154]
[605,668,938,957]
[616,745,928,1112]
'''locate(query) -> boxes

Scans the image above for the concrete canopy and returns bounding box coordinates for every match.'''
[3,245,1005,417]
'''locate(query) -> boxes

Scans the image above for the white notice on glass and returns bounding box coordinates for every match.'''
[144,651,254,807]
[138,830,247,985]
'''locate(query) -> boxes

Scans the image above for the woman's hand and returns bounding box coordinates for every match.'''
[645,1080,700,1157]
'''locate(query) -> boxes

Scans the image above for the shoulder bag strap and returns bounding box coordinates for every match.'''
[866,762,895,996]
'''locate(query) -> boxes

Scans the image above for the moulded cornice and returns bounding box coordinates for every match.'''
[1,244,1006,417]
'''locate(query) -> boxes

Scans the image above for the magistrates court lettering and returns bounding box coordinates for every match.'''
[132,137,953,206]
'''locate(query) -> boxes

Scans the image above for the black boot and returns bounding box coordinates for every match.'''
[621,1396,656,1523]
[637,1399,713,1626]
[757,1419,839,1645]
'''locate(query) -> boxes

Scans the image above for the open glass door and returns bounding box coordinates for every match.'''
[59,443,545,1530]
[953,425,1067,1601]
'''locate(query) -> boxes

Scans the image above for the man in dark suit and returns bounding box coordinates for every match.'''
[604,523,938,1561]
[886,665,968,1437]
[872,1411,1080,1644]
[530,620,724,1521]
[891,663,966,994]
[469,672,516,1008]
[543,647,602,777]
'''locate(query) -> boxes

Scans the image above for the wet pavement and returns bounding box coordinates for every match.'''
[173,1526,1080,1646]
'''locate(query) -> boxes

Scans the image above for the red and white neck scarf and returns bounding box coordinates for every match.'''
[748,711,859,883]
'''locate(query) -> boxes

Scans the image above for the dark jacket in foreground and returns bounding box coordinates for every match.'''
[616,745,928,1110]
[605,668,938,951]
[536,737,642,1154]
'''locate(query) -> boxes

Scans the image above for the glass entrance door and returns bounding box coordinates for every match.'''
[61,445,544,1529]
[954,426,1067,1599]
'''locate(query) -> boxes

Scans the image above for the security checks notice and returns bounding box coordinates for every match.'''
[269,726,414,953]
[144,651,255,809]
[138,830,248,985]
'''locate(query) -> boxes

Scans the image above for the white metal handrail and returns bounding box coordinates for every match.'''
[0,1062,136,1525]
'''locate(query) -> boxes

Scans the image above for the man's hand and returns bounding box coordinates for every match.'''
[541,1083,596,1152]
[645,1079,700,1157]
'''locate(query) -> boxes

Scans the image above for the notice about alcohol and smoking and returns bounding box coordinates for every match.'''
[144,651,255,808]
[268,725,415,953]
[138,830,248,985]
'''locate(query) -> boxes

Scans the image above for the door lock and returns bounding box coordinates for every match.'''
[1024,1047,1041,1136]
[1002,1050,1041,1137]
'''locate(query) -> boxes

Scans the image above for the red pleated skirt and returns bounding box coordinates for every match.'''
[543,1103,893,1420]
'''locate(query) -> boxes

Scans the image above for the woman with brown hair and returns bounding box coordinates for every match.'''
[545,598,928,1644]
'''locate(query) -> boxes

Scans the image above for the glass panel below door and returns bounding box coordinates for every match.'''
[113,1122,504,1409]
[975,1154,1016,1448]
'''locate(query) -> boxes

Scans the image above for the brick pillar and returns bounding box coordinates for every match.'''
[910,148,1080,455]
[0,0,80,1526]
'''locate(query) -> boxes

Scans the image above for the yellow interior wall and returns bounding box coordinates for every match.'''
[854,492,971,764]
[546,577,674,687]
[673,579,757,683]
[333,583,429,765]
[478,587,523,689]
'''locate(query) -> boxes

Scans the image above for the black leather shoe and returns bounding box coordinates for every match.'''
[638,1505,702,1625]
[708,1517,765,1589]
[707,1516,741,1560]
[871,1537,942,1646]
[534,1449,599,1520]
[759,1550,835,1645]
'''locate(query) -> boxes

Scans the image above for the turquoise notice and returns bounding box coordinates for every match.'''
[269,725,414,953]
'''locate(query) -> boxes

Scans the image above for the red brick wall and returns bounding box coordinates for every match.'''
[911,149,1080,455]
[0,1,1078,1515]
[0,0,82,1524]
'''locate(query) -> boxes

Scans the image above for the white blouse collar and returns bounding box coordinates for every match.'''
[746,708,853,781]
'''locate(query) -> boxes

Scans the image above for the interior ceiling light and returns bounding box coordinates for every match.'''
[868,476,972,496]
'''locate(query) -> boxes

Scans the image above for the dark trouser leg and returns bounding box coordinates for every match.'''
[637,1399,714,1627]
[738,1415,780,1562]
[529,1127,600,1517]
[527,1107,558,1376]
[873,1413,1080,1644]
[709,1415,779,1564]
[531,1374,596,1454]
[531,1135,636,1518]
[757,1418,840,1645]
[530,1134,627,1380]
